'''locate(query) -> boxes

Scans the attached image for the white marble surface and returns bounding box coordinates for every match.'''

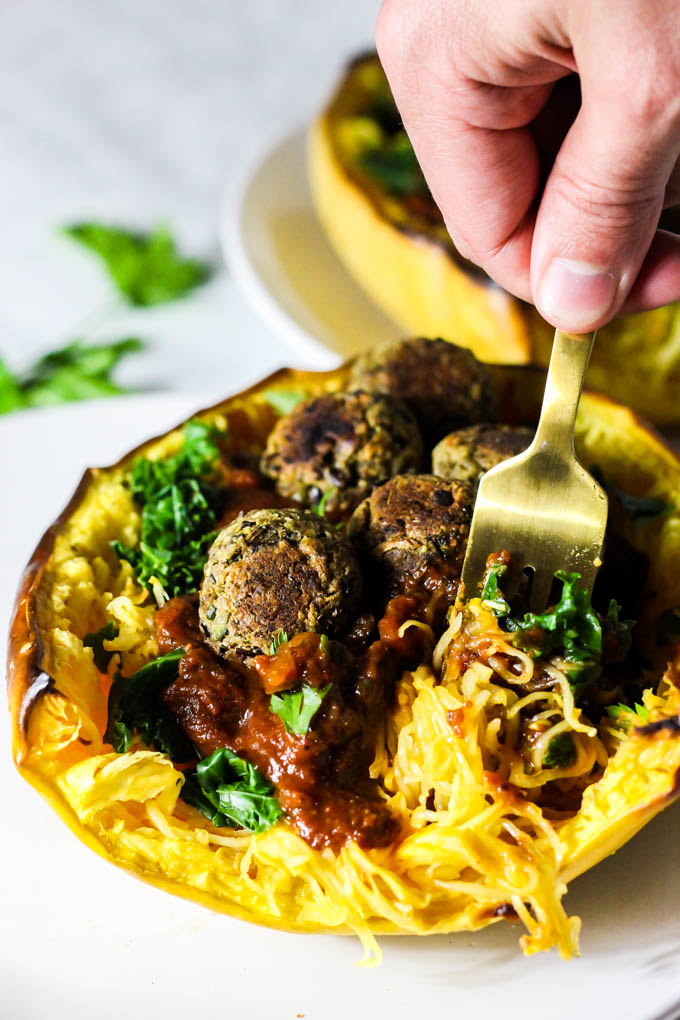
[0,0,381,395]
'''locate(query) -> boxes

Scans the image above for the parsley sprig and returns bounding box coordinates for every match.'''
[270,684,331,736]
[0,339,143,415]
[64,223,211,307]
[112,420,224,598]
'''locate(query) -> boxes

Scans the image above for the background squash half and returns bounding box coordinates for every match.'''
[308,52,680,427]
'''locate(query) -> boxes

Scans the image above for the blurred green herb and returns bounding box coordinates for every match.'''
[64,223,212,307]
[312,488,336,518]
[264,389,308,416]
[0,339,143,416]
[359,132,429,196]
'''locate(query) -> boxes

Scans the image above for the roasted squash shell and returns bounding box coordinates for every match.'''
[308,52,680,427]
[8,360,680,961]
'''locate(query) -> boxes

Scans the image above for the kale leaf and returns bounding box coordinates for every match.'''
[542,732,576,769]
[483,567,634,692]
[504,571,607,689]
[270,684,331,736]
[481,561,511,616]
[0,339,143,415]
[83,621,119,673]
[104,648,192,759]
[112,420,223,597]
[180,747,282,833]
[64,223,211,306]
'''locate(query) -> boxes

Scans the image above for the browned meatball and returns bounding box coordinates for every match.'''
[199,508,362,659]
[260,390,423,517]
[349,337,495,442]
[347,474,473,597]
[432,424,533,484]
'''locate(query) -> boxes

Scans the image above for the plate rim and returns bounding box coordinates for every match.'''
[220,123,344,371]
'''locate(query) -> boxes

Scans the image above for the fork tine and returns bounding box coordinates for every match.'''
[459,328,608,613]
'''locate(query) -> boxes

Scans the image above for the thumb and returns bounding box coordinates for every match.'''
[531,78,680,332]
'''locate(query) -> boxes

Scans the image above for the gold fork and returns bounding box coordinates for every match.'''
[460,329,608,612]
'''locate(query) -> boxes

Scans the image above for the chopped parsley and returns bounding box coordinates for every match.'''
[270,684,331,736]
[104,648,192,759]
[606,702,650,732]
[63,223,211,307]
[180,747,282,833]
[112,420,224,598]
[542,732,576,769]
[83,621,119,673]
[268,629,289,655]
[0,339,143,415]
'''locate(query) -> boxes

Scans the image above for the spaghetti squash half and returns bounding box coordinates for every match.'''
[8,344,680,963]
[308,52,680,426]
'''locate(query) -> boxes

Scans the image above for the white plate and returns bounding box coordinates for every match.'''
[221,126,401,368]
[2,395,680,1020]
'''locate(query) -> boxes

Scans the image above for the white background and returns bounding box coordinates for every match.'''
[2,3,680,1018]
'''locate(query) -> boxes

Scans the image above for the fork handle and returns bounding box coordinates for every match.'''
[532,329,597,456]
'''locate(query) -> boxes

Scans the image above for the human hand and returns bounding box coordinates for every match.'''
[376,0,680,333]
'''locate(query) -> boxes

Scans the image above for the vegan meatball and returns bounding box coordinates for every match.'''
[349,337,495,442]
[260,390,423,517]
[199,508,362,659]
[432,424,533,485]
[347,474,473,597]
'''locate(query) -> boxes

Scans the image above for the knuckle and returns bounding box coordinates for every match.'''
[375,0,415,67]
[608,58,680,131]
[550,167,664,228]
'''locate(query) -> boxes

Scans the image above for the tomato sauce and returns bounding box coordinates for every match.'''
[156,593,430,852]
